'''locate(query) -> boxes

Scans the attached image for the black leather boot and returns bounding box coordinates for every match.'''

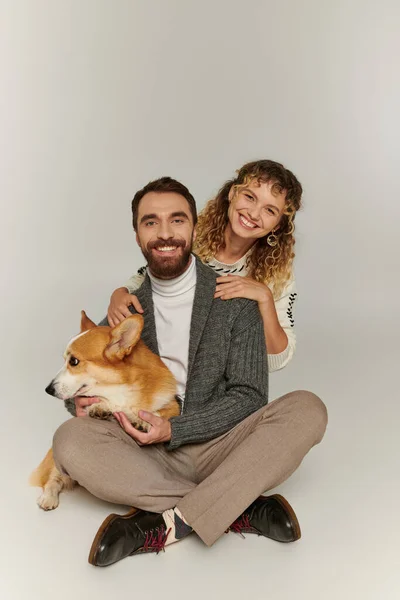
[229,494,301,542]
[88,508,171,567]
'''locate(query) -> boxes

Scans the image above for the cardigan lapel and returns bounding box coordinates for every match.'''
[134,274,159,356]
[135,257,216,371]
[187,257,217,380]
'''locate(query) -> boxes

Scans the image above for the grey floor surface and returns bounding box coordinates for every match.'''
[1,322,398,600]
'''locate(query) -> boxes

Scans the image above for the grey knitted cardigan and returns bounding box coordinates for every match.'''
[65,257,269,450]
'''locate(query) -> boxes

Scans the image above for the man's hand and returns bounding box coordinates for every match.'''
[114,410,172,445]
[75,396,101,417]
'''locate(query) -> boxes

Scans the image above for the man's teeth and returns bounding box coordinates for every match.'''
[157,246,177,252]
[239,215,257,228]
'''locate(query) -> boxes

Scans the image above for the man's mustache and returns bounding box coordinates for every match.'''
[147,239,186,251]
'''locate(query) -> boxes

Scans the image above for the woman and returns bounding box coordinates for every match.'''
[108,159,302,371]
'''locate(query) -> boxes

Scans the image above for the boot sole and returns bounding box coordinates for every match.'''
[269,494,302,540]
[88,507,139,566]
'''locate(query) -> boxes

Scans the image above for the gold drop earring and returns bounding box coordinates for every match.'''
[267,230,278,247]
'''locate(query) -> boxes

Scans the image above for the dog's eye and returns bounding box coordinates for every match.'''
[69,356,79,367]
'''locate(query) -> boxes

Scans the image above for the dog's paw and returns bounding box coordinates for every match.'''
[88,405,113,420]
[129,416,150,433]
[37,492,59,511]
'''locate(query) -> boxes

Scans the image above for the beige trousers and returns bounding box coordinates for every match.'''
[53,390,327,546]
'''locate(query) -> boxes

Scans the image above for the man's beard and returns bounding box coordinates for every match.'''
[140,236,194,279]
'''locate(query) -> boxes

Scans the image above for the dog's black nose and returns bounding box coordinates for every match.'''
[45,382,56,396]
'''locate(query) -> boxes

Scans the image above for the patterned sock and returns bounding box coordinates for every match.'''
[162,507,193,546]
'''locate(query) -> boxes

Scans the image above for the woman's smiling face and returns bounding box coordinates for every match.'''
[227,180,286,240]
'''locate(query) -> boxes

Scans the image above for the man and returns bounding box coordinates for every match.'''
[54,177,327,567]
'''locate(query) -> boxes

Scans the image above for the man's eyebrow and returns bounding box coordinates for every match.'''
[140,211,190,224]
[170,211,190,219]
[140,213,158,223]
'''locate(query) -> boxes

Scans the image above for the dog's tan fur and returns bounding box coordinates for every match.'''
[30,311,180,510]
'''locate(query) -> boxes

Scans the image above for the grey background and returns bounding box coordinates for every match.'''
[1,1,399,599]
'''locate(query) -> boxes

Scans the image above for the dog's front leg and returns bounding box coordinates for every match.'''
[87,401,114,421]
[130,416,150,432]
[124,411,151,433]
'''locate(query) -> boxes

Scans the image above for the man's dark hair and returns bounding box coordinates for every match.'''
[131,177,198,231]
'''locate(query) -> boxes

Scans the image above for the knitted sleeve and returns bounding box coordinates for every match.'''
[64,398,76,417]
[268,276,297,372]
[124,266,147,294]
[167,300,268,449]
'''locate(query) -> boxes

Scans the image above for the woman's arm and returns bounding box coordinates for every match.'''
[258,293,288,354]
[124,268,147,294]
[260,278,297,372]
[107,269,147,327]
[214,274,297,372]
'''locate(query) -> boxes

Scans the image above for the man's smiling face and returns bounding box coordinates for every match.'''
[136,191,196,279]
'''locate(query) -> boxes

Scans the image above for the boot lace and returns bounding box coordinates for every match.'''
[143,526,171,553]
[228,513,252,538]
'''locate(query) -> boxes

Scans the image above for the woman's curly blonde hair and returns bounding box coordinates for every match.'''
[194,160,303,299]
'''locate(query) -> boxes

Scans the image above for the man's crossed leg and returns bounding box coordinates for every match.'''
[53,390,327,567]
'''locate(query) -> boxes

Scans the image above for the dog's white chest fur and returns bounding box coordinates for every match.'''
[89,384,141,412]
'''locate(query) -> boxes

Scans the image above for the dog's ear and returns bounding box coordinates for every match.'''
[104,315,144,362]
[80,310,97,332]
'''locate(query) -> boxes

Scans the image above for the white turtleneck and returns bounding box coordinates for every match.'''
[148,255,197,399]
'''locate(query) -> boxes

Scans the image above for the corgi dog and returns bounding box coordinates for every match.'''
[30,310,180,511]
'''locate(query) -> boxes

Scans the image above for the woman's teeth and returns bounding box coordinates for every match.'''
[239,215,257,229]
